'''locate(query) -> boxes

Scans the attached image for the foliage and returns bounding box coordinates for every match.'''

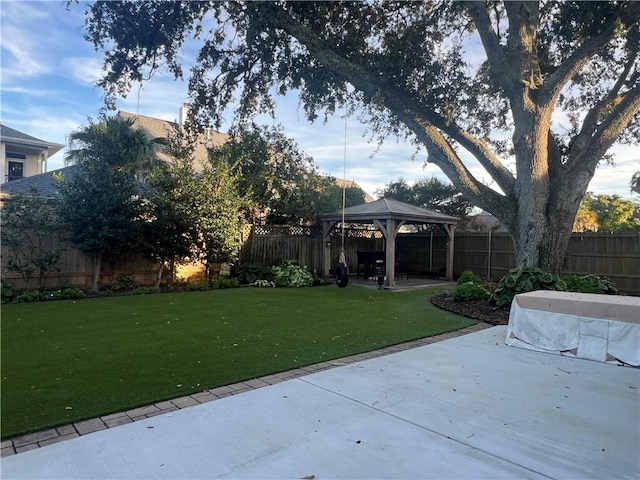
[209,125,365,225]
[11,287,86,304]
[492,267,567,307]
[453,282,490,303]
[1,279,15,304]
[190,156,245,278]
[581,193,640,232]
[139,160,198,286]
[1,287,473,438]
[573,201,599,233]
[453,270,489,302]
[0,190,65,290]
[210,276,240,289]
[456,270,484,286]
[563,274,619,295]
[237,264,274,285]
[377,177,473,220]
[109,275,140,293]
[251,279,276,288]
[59,116,154,291]
[271,262,314,288]
[78,1,640,273]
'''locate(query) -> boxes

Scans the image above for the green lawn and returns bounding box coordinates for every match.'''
[1,286,473,438]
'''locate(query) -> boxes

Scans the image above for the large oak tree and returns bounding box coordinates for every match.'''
[77,1,640,272]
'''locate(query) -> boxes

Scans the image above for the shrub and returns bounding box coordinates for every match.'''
[271,262,314,288]
[12,290,43,303]
[236,264,273,285]
[456,270,483,285]
[491,267,567,307]
[130,287,150,295]
[453,281,490,302]
[110,275,140,293]
[563,274,619,295]
[53,287,86,300]
[211,276,240,289]
[1,279,15,304]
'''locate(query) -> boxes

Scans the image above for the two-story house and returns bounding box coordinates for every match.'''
[0,124,64,183]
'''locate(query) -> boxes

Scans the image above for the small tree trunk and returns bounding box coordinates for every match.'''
[91,250,103,292]
[155,262,164,289]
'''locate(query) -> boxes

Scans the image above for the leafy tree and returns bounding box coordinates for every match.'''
[190,155,245,280]
[77,1,640,272]
[582,193,640,232]
[572,202,599,233]
[59,116,154,291]
[209,125,363,224]
[377,177,473,220]
[140,161,198,287]
[317,180,368,216]
[0,189,65,290]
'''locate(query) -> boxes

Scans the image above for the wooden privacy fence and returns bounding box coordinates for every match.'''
[3,225,638,295]
[242,226,640,295]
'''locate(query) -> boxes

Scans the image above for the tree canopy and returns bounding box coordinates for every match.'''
[376,176,473,220]
[77,0,640,272]
[209,125,366,224]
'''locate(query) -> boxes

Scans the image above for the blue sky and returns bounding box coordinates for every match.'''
[1,1,637,200]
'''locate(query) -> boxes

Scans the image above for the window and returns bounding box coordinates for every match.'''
[7,160,24,182]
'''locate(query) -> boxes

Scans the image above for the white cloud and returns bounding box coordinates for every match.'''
[0,26,50,80]
[62,57,104,85]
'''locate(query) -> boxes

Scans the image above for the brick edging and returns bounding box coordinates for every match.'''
[1,322,490,457]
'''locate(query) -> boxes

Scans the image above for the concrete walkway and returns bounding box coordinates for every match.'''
[2,325,638,479]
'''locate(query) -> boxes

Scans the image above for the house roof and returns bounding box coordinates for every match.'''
[0,165,79,199]
[319,197,459,224]
[0,124,64,156]
[117,111,229,172]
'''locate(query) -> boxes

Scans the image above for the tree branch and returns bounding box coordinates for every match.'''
[540,4,640,108]
[264,3,512,209]
[464,2,519,98]
[567,82,640,176]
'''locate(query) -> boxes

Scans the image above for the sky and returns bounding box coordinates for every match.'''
[1,1,638,201]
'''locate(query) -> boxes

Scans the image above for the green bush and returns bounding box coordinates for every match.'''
[453,281,490,302]
[1,279,15,304]
[236,264,274,285]
[563,274,619,295]
[211,276,240,289]
[456,270,483,285]
[271,262,314,288]
[12,290,43,303]
[131,287,150,295]
[110,275,140,293]
[491,267,567,307]
[53,287,87,300]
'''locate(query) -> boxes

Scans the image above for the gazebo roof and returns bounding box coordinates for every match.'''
[319,198,459,225]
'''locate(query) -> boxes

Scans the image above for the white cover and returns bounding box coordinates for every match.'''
[506,291,640,366]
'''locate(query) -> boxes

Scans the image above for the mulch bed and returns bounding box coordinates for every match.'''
[430,295,510,325]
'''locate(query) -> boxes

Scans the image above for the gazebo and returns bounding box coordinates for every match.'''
[318,198,459,288]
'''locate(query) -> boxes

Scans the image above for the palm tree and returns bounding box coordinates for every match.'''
[65,115,161,179]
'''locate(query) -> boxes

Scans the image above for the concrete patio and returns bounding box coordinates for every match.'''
[2,325,638,479]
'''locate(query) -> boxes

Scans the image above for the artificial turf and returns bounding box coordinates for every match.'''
[1,286,474,438]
